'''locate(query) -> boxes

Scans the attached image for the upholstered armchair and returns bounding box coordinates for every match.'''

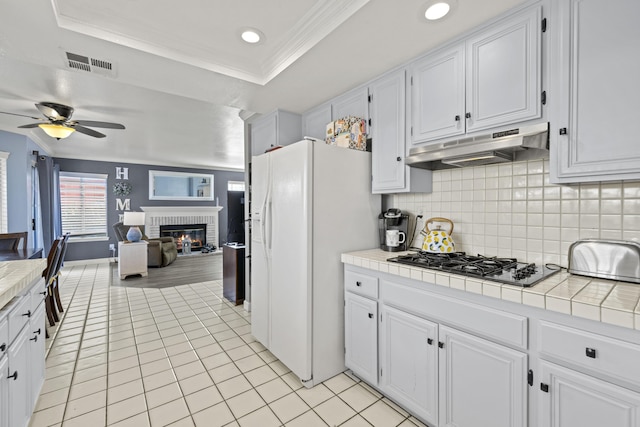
[112,222,178,267]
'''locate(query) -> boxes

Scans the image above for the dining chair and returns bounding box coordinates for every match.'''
[50,233,70,314]
[0,231,28,252]
[42,237,63,326]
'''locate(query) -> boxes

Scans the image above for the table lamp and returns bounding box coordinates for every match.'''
[123,211,145,242]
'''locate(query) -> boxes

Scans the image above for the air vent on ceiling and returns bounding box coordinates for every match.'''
[63,51,117,78]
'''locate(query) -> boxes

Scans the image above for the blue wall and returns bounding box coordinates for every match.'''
[55,158,244,261]
[0,130,40,241]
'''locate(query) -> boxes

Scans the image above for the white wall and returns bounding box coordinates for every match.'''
[391,159,640,267]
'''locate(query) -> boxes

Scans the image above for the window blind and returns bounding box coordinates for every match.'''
[227,181,245,192]
[0,152,9,233]
[59,172,108,239]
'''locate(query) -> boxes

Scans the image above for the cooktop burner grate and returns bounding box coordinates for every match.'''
[387,251,560,287]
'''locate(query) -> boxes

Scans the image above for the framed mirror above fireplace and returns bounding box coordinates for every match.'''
[149,170,214,201]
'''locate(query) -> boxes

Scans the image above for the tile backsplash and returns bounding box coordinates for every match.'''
[390,159,640,267]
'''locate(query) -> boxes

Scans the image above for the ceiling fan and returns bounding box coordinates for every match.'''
[0,102,125,139]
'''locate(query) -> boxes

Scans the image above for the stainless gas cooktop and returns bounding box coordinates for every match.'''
[388,251,560,287]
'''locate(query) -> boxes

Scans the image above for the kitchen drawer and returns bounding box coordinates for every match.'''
[382,280,528,350]
[0,317,7,358]
[538,321,640,387]
[30,279,46,313]
[8,296,31,344]
[345,270,378,299]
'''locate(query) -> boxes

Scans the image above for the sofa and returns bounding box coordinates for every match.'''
[112,222,178,267]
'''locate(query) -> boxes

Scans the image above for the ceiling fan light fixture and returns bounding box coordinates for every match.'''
[38,123,76,139]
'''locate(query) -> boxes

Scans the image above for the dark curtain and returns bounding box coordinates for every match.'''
[36,156,62,251]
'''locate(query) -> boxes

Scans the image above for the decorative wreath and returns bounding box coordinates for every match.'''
[113,181,132,197]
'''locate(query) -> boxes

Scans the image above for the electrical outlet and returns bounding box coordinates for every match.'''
[109,243,115,251]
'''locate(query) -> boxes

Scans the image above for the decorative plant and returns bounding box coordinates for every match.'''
[113,181,132,197]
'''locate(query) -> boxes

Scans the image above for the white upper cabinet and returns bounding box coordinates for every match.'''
[370,69,432,194]
[301,103,331,141]
[331,87,369,128]
[250,110,302,157]
[411,45,466,143]
[549,0,640,183]
[301,86,369,141]
[466,6,542,132]
[371,70,407,192]
[411,5,543,145]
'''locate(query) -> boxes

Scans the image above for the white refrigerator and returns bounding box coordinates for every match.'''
[251,139,380,387]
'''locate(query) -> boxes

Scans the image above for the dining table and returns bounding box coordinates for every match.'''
[0,247,43,261]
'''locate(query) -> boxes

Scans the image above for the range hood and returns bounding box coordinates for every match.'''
[405,122,549,170]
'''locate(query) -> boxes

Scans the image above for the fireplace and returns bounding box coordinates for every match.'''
[160,224,206,253]
[140,206,222,250]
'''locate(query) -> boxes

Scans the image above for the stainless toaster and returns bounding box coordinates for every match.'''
[568,239,640,284]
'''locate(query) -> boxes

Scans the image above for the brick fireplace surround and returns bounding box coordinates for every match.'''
[140,206,223,249]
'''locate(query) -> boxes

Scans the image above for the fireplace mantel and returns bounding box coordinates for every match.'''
[140,206,224,248]
[140,206,223,216]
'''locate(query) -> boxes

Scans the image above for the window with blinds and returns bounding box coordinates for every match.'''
[227,180,245,191]
[59,172,108,240]
[0,151,9,233]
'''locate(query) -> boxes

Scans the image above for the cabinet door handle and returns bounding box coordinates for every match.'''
[39,291,47,296]
[368,313,374,319]
[7,371,18,381]
[356,281,362,287]
[396,157,402,162]
[465,112,471,119]
[30,336,38,342]
[0,343,5,352]
[585,347,597,359]
[454,115,460,121]
[559,127,568,135]
[540,383,549,393]
[34,328,41,335]
[438,341,444,349]
[427,338,433,345]
[22,310,31,318]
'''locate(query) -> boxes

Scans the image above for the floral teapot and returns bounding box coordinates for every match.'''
[421,217,456,253]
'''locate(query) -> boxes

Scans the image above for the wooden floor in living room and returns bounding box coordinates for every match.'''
[111,252,223,288]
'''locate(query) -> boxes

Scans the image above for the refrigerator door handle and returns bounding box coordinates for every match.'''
[266,200,273,251]
[259,189,268,248]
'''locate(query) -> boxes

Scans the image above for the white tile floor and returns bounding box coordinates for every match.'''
[29,262,427,427]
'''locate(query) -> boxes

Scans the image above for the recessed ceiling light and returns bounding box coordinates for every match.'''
[425,1,452,20]
[241,29,262,44]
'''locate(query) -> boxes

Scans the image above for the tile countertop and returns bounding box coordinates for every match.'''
[342,249,640,332]
[0,259,47,310]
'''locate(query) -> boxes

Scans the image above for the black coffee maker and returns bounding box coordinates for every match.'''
[379,208,409,252]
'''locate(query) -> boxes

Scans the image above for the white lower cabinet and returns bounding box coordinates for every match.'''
[29,303,45,409]
[378,306,526,427]
[0,278,47,427]
[345,292,378,386]
[380,305,438,425]
[439,325,527,427]
[0,354,8,427]
[539,361,640,427]
[344,264,640,427]
[8,327,30,427]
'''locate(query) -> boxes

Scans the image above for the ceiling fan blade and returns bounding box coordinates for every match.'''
[17,123,43,129]
[36,102,74,121]
[73,125,106,138]
[0,111,44,121]
[73,120,125,129]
